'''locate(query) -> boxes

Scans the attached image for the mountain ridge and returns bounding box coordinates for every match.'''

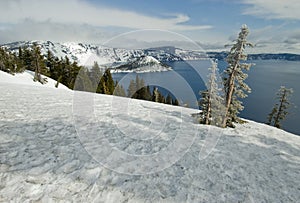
[2,41,300,70]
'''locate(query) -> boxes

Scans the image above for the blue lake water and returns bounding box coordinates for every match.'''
[113,60,300,135]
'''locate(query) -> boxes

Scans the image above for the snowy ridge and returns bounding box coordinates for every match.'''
[2,41,209,67]
[0,70,69,90]
[110,56,172,73]
[0,74,299,202]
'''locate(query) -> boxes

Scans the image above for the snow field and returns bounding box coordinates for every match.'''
[0,72,299,202]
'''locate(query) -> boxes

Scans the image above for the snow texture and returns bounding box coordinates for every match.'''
[0,72,300,202]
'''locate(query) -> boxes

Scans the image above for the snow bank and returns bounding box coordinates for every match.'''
[0,70,69,90]
[0,82,299,202]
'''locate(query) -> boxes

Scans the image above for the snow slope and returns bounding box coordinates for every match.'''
[0,70,69,90]
[0,76,300,202]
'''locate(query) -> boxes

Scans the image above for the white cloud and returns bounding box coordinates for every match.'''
[0,0,211,31]
[242,0,300,20]
[244,26,300,54]
[0,20,115,44]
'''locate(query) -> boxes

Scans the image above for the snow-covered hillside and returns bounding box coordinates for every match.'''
[0,70,69,90]
[2,41,208,67]
[110,56,172,73]
[0,74,299,202]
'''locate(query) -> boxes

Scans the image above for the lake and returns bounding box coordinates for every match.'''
[113,60,300,135]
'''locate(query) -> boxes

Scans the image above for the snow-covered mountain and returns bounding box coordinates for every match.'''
[110,55,172,73]
[2,41,209,67]
[0,71,299,202]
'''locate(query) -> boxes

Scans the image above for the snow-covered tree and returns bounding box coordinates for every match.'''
[267,86,293,129]
[199,61,225,126]
[32,43,47,84]
[222,25,253,127]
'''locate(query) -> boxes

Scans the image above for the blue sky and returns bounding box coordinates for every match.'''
[0,0,300,53]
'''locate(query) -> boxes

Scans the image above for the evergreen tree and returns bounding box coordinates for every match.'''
[145,85,152,101]
[114,81,126,97]
[16,47,25,72]
[151,87,165,103]
[267,104,278,126]
[32,43,47,84]
[89,62,102,91]
[98,75,107,94]
[46,50,55,77]
[222,25,253,127]
[152,87,160,102]
[74,67,93,92]
[53,58,63,88]
[127,79,137,98]
[199,89,210,124]
[97,68,114,94]
[0,47,16,73]
[135,77,146,99]
[22,46,34,71]
[172,98,179,106]
[105,69,115,95]
[267,86,293,129]
[160,94,166,103]
[69,61,81,89]
[199,61,225,126]
[166,94,172,105]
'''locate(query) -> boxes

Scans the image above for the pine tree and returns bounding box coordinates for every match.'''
[199,61,225,126]
[199,89,210,124]
[74,67,93,92]
[16,47,25,72]
[267,86,293,129]
[222,25,253,127]
[32,43,47,84]
[166,94,172,105]
[114,81,126,97]
[172,98,179,106]
[266,104,278,125]
[0,47,16,73]
[105,69,115,95]
[46,50,55,77]
[135,77,146,99]
[97,68,114,94]
[152,87,160,102]
[89,62,103,91]
[145,85,152,101]
[22,46,33,71]
[160,94,166,103]
[127,79,137,98]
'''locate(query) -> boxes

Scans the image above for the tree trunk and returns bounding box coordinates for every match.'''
[205,95,211,125]
[34,55,41,83]
[222,65,237,127]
